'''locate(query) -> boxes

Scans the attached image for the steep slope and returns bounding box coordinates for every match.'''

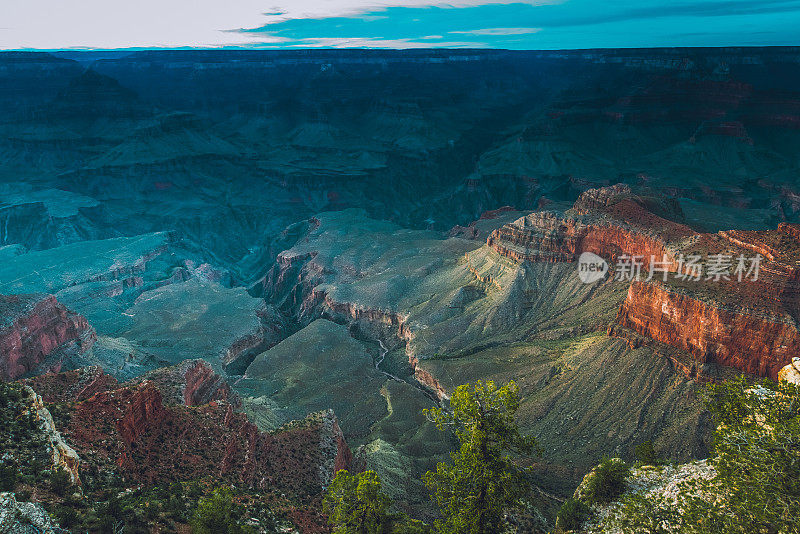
[248,202,713,500]
[0,294,95,380]
[5,365,353,533]
[488,185,800,380]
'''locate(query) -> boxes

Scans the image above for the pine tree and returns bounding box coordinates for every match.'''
[323,470,393,534]
[423,380,542,534]
[189,487,254,534]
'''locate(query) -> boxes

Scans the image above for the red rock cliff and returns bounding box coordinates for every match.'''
[613,281,800,379]
[0,294,95,380]
[487,185,800,380]
[62,373,352,494]
[487,187,694,269]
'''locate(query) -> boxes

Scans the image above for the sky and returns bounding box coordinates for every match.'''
[2,0,800,50]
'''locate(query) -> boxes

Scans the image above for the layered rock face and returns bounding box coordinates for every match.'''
[5,365,353,532]
[487,185,695,268]
[613,281,800,379]
[487,185,800,380]
[0,294,95,380]
[612,224,800,380]
[127,359,237,407]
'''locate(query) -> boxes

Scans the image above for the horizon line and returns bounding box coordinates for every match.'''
[4,44,800,53]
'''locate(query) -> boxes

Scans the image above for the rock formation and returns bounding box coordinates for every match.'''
[4,364,353,532]
[0,492,62,534]
[778,357,800,385]
[487,186,800,380]
[126,359,237,407]
[0,294,95,380]
[59,371,352,496]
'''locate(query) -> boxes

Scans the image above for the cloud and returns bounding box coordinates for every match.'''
[450,27,542,35]
[2,0,800,50]
[254,0,563,23]
[0,0,285,49]
[281,37,483,48]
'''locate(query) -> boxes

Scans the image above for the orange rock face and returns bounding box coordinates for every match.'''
[614,281,800,379]
[486,186,694,269]
[489,185,800,379]
[487,210,686,268]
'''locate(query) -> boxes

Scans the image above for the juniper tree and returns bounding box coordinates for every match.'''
[423,380,542,534]
[323,470,393,534]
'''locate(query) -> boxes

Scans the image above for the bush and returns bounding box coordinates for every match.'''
[555,498,591,532]
[580,458,630,505]
[323,470,392,534]
[391,516,433,533]
[49,468,71,496]
[57,506,79,528]
[190,487,254,534]
[0,461,19,491]
[609,377,800,534]
[634,441,663,466]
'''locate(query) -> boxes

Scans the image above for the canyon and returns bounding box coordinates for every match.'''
[2,47,800,528]
[4,364,350,532]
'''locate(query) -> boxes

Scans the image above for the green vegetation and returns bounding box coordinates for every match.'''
[324,470,430,534]
[578,457,630,505]
[633,441,664,466]
[324,380,541,533]
[0,460,19,492]
[555,498,590,532]
[1,378,285,533]
[323,470,393,533]
[607,375,800,534]
[56,505,80,528]
[189,486,255,534]
[423,380,542,534]
[49,468,72,496]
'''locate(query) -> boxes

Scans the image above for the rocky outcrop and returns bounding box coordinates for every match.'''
[0,294,95,380]
[582,460,717,534]
[607,221,800,380]
[304,288,413,342]
[116,382,169,448]
[60,372,352,495]
[613,281,800,379]
[486,189,694,269]
[20,385,82,486]
[302,288,453,399]
[22,366,119,404]
[482,185,800,380]
[182,360,233,406]
[778,357,800,385]
[127,359,236,407]
[0,492,62,534]
[316,409,354,488]
[409,355,449,401]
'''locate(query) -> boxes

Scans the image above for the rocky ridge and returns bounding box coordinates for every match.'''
[0,294,95,380]
[487,185,800,380]
[572,358,800,534]
[0,492,61,534]
[4,364,353,533]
